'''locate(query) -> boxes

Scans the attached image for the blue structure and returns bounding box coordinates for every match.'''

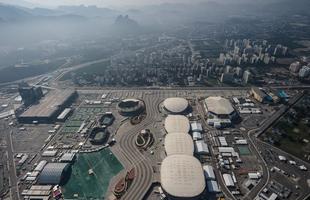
[278,90,289,101]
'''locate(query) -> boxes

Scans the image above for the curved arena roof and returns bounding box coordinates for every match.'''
[164,115,190,133]
[117,98,144,116]
[163,97,189,114]
[161,155,206,198]
[38,163,69,185]
[205,97,235,115]
[165,133,194,156]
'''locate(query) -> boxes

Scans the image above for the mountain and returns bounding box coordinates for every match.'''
[58,5,118,18]
[26,7,64,16]
[115,15,138,27]
[112,15,141,35]
[0,3,87,23]
[0,0,36,8]
[0,3,32,21]
[260,0,310,14]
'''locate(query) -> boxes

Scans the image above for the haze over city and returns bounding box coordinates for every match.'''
[0,0,206,8]
[0,0,309,200]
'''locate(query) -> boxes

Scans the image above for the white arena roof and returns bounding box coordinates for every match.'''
[205,97,235,115]
[164,115,190,133]
[163,97,189,113]
[164,133,194,156]
[161,155,206,198]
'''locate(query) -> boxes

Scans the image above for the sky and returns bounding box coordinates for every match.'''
[2,0,204,8]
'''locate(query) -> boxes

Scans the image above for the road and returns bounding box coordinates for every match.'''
[244,91,305,199]
[74,85,310,91]
[242,128,269,200]
[4,128,20,200]
[256,140,310,200]
[112,95,162,200]
[196,99,237,200]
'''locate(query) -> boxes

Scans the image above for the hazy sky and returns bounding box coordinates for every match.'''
[16,0,203,8]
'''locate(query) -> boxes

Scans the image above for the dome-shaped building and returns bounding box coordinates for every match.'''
[163,97,189,114]
[161,155,206,199]
[164,115,190,133]
[164,133,194,156]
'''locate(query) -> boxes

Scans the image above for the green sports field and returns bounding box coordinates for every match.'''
[237,146,251,155]
[62,148,123,199]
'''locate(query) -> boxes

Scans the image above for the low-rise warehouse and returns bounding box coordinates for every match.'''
[165,115,190,133]
[34,160,47,172]
[195,140,209,155]
[191,122,203,132]
[18,90,77,124]
[163,97,189,114]
[192,132,202,141]
[57,108,72,122]
[203,165,216,180]
[222,173,235,187]
[207,180,220,193]
[161,155,206,199]
[164,133,194,156]
[59,153,76,163]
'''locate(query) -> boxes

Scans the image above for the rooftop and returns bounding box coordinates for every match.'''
[164,133,194,156]
[163,97,189,113]
[38,163,69,185]
[222,173,234,187]
[205,96,235,115]
[161,155,205,198]
[252,87,267,98]
[164,115,190,133]
[20,90,75,118]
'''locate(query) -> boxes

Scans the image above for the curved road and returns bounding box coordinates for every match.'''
[114,94,161,200]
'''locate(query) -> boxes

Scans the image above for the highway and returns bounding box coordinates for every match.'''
[243,91,305,200]
[112,94,162,200]
[74,85,310,91]
[255,91,305,137]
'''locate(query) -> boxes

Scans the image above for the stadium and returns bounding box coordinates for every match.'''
[89,127,110,145]
[164,133,194,156]
[163,97,190,114]
[117,98,145,116]
[160,155,206,199]
[204,96,236,119]
[99,112,115,126]
[204,96,238,128]
[164,115,190,133]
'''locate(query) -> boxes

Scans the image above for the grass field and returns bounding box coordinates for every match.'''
[268,120,310,160]
[238,146,251,155]
[62,148,123,199]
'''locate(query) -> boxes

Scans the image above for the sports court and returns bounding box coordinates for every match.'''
[237,146,251,155]
[61,106,106,134]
